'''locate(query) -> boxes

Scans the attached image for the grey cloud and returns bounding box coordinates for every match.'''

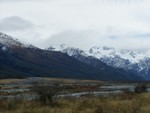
[0,16,34,31]
[43,30,150,50]
[44,30,102,49]
[134,33,150,38]
[0,0,150,50]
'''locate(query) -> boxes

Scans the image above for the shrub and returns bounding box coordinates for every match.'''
[31,83,61,106]
[134,84,147,93]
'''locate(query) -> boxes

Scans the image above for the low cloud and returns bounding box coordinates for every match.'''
[0,0,150,50]
[45,30,150,50]
[0,16,34,31]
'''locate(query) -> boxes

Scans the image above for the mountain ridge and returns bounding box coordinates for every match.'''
[48,44,150,80]
[0,32,140,81]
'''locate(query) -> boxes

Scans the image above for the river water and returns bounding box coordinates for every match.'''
[0,84,150,100]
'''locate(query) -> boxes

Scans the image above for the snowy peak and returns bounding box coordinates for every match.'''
[119,49,145,63]
[47,44,87,57]
[89,45,147,63]
[0,32,37,49]
[47,44,150,79]
[89,46,116,58]
[48,44,149,63]
[0,32,23,47]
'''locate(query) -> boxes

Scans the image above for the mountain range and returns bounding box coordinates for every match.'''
[0,32,148,81]
[48,44,150,80]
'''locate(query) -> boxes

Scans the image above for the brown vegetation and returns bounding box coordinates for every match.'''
[0,79,150,113]
[0,92,150,113]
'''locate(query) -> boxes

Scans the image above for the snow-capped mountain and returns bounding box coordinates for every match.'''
[47,44,106,68]
[0,32,149,80]
[89,46,147,63]
[47,44,88,57]
[89,46,150,79]
[0,32,36,50]
[1,32,137,81]
[47,44,144,80]
[48,44,150,80]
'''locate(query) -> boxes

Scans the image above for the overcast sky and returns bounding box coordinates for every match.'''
[0,0,150,50]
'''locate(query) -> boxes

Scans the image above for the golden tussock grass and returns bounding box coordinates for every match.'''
[0,93,150,113]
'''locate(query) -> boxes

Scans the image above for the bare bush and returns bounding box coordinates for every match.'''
[134,84,147,93]
[31,83,61,106]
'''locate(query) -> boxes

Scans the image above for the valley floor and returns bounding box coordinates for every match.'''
[0,77,150,113]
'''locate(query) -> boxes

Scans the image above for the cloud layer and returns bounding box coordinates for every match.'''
[0,16,34,31]
[0,0,150,50]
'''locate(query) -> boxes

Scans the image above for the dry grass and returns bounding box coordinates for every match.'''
[40,77,102,83]
[0,93,150,113]
[0,77,102,85]
[0,79,25,84]
[0,79,150,113]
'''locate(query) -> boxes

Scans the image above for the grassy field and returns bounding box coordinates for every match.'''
[0,92,150,113]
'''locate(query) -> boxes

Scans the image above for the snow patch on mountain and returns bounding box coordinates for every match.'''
[0,32,37,49]
[89,46,147,63]
[47,44,88,57]
[1,46,7,51]
[89,46,116,58]
[89,46,150,79]
[47,44,149,64]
